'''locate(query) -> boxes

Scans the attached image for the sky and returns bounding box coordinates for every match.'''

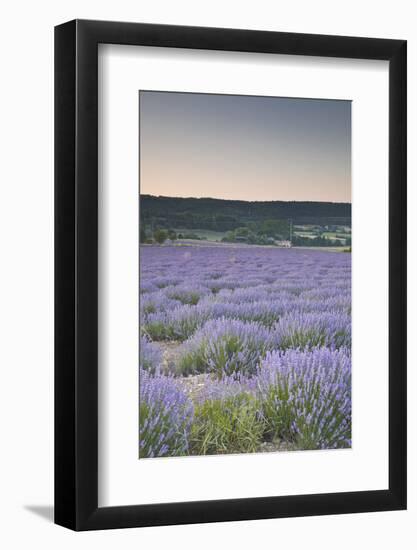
[139,91,351,203]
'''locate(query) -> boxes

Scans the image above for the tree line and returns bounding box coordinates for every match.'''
[140,194,351,232]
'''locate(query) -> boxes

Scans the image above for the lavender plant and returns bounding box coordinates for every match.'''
[165,283,210,305]
[257,347,351,449]
[273,311,351,351]
[139,369,193,458]
[177,318,273,377]
[139,245,352,456]
[139,335,162,373]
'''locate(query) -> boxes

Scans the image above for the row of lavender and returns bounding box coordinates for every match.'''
[139,246,351,457]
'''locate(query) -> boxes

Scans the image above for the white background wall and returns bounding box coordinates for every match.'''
[0,0,415,548]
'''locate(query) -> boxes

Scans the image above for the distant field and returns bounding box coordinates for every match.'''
[174,228,225,241]
[322,231,351,240]
[295,246,349,252]
[168,224,351,247]
[293,227,350,245]
[294,232,316,239]
[153,239,348,253]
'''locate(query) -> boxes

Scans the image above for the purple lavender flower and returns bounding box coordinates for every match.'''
[177,318,273,377]
[139,244,352,454]
[194,372,257,403]
[139,369,193,458]
[140,290,178,316]
[272,311,351,351]
[139,335,162,373]
[257,347,351,449]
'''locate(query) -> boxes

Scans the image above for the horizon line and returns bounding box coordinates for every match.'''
[140,193,352,206]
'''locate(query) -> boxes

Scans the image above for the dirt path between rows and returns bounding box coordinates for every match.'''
[158,341,208,400]
[159,341,183,373]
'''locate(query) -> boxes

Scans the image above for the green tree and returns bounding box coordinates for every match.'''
[246,221,258,233]
[154,229,168,244]
[222,231,236,243]
[260,219,289,238]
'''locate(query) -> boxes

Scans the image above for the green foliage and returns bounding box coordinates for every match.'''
[179,336,243,376]
[221,228,276,245]
[221,231,236,243]
[142,321,170,341]
[178,333,268,377]
[235,226,249,237]
[261,378,296,442]
[183,232,202,240]
[260,219,289,238]
[167,289,201,305]
[278,327,349,351]
[190,394,265,455]
[143,311,210,342]
[153,228,168,244]
[141,197,351,248]
[292,235,341,247]
[260,369,351,451]
[279,328,328,351]
[140,195,351,233]
[246,221,258,233]
[139,395,191,458]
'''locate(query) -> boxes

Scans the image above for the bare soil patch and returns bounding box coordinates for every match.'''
[158,341,182,374]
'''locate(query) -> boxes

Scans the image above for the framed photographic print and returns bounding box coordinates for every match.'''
[55,20,407,530]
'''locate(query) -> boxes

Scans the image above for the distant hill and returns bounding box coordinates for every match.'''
[140,195,351,231]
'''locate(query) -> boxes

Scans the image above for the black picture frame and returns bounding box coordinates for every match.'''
[55,19,407,531]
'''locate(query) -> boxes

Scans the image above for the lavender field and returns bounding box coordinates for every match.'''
[139,245,351,458]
